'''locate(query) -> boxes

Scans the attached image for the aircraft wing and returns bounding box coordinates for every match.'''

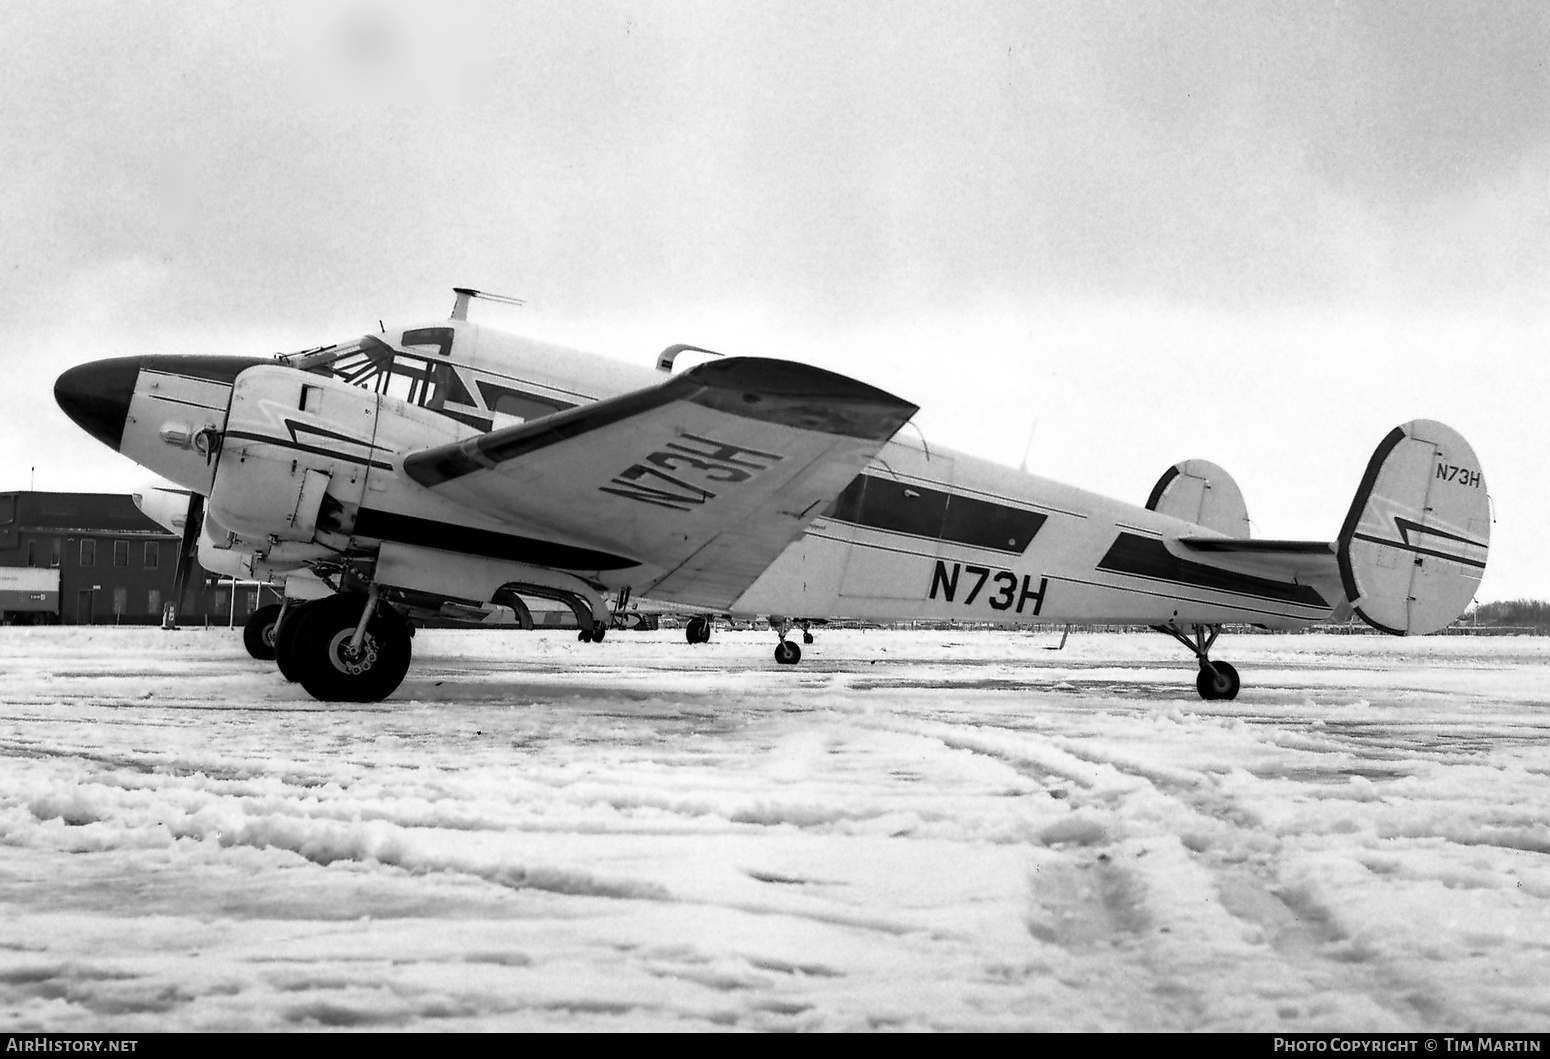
[402,357,918,608]
[1171,537,1343,605]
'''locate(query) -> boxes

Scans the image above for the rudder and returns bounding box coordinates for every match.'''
[1337,420,1489,635]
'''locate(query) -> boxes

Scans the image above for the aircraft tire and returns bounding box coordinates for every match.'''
[685,617,710,644]
[802,631,814,645]
[274,600,316,683]
[292,594,413,703]
[774,640,801,665]
[243,604,283,661]
[1195,661,1240,701]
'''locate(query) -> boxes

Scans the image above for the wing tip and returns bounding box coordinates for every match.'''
[685,357,918,441]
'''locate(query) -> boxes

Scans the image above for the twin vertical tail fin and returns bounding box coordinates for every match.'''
[1337,420,1490,635]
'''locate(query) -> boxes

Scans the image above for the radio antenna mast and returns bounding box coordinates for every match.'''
[451,287,526,321]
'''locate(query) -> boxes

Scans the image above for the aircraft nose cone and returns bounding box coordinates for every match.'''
[54,356,143,452]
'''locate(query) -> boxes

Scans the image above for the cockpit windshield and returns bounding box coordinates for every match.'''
[277,326,579,433]
[280,328,471,412]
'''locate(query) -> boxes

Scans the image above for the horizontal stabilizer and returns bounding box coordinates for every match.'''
[1172,537,1339,593]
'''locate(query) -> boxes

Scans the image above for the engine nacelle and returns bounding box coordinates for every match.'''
[207,366,376,544]
[131,478,195,536]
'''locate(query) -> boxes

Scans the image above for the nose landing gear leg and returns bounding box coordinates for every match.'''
[1153,622,1240,700]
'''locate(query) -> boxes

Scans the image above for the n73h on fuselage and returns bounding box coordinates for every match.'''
[54,289,1491,702]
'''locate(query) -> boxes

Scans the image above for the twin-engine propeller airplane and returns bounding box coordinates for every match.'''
[55,288,1491,703]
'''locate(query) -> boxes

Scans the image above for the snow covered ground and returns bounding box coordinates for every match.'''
[1,626,1548,1032]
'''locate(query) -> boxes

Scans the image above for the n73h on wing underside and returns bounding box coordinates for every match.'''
[54,288,1491,703]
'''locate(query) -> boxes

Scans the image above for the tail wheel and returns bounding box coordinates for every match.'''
[774,640,802,665]
[292,594,412,703]
[1196,661,1240,701]
[274,600,317,683]
[243,603,283,661]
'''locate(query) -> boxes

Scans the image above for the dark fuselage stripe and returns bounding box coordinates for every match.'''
[1049,574,1331,620]
[352,508,639,571]
[142,393,229,411]
[223,431,394,471]
[1096,532,1329,608]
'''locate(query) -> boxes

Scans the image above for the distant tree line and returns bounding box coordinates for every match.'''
[1469,599,1550,629]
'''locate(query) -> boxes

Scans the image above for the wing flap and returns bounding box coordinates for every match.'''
[402,357,918,606]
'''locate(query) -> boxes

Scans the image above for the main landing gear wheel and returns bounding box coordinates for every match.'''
[1154,622,1242,701]
[578,625,605,643]
[274,600,317,683]
[774,640,801,665]
[243,603,283,661]
[685,616,711,644]
[1196,661,1240,701]
[291,593,412,703]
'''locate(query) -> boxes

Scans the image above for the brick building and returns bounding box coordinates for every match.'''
[0,491,275,625]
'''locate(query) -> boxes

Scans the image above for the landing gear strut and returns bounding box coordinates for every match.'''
[771,617,801,665]
[274,598,314,683]
[1153,623,1240,701]
[243,603,284,660]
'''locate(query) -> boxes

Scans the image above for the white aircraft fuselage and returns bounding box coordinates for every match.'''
[53,298,1489,701]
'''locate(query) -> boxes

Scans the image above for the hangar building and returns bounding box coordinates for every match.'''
[0,491,275,625]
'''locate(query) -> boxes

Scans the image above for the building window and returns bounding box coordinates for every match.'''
[144,542,159,569]
[113,541,129,567]
[113,587,127,617]
[50,539,60,568]
[26,540,35,567]
[80,539,95,567]
[247,589,259,614]
[147,589,161,615]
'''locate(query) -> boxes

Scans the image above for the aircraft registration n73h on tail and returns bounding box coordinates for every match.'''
[54,288,1491,703]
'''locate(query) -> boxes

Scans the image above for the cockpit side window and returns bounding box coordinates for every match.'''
[402,327,454,359]
[282,330,578,432]
[476,380,576,421]
[298,335,474,412]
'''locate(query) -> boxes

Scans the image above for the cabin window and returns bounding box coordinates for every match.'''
[80,539,95,567]
[476,381,575,422]
[113,541,129,567]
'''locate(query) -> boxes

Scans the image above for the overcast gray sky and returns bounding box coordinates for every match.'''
[3,0,1546,600]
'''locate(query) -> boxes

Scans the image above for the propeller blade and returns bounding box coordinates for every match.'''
[171,493,204,617]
